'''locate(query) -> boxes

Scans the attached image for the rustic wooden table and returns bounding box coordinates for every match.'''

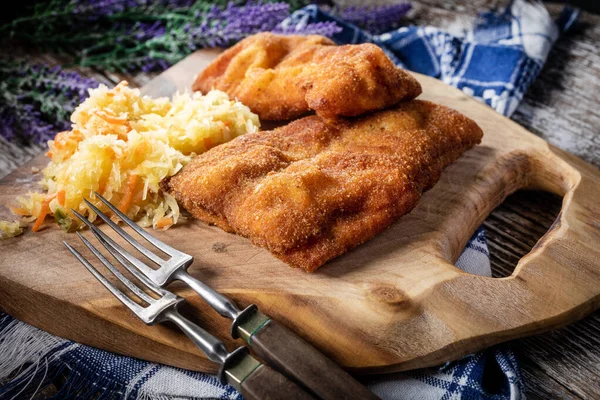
[1,1,598,399]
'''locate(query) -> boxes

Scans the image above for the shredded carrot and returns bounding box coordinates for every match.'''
[203,137,214,150]
[156,217,173,229]
[132,189,144,204]
[116,131,129,142]
[114,81,129,93]
[134,142,149,157]
[95,110,128,125]
[118,175,139,214]
[49,130,84,159]
[31,194,57,232]
[57,190,66,206]
[53,130,83,149]
[52,131,71,149]
[72,129,83,139]
[10,207,30,216]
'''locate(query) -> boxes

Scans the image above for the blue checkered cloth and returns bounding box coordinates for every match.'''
[0,1,578,399]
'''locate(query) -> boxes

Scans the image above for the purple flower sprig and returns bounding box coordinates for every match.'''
[2,1,410,75]
[2,0,218,56]
[76,2,343,73]
[191,2,292,48]
[0,60,99,144]
[337,3,412,34]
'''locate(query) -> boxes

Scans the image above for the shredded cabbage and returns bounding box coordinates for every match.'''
[0,220,24,239]
[13,81,260,232]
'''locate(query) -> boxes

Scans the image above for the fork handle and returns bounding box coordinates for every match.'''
[242,316,379,400]
[177,271,241,320]
[241,364,316,400]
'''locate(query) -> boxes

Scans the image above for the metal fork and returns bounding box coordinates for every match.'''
[64,228,314,400]
[81,193,378,400]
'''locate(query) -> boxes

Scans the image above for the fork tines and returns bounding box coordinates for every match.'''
[72,207,160,286]
[89,193,188,263]
[64,209,180,324]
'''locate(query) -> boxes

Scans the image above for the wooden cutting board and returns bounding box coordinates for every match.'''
[1,49,599,375]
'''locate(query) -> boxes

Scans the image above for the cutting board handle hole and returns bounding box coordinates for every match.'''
[447,149,571,279]
[480,189,563,278]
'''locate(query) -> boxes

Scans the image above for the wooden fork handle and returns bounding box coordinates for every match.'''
[241,364,316,400]
[247,318,378,400]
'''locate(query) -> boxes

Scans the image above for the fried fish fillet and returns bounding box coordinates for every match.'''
[162,100,483,272]
[192,32,422,121]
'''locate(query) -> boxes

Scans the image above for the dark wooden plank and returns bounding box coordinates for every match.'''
[519,361,582,400]
[519,315,600,399]
[484,190,563,278]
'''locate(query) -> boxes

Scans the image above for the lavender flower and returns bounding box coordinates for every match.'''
[0,108,18,141]
[338,3,411,34]
[191,2,291,48]
[143,2,342,70]
[2,0,408,76]
[72,0,142,16]
[0,60,98,144]
[80,2,329,73]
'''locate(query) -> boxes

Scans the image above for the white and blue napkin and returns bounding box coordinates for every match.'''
[0,1,578,399]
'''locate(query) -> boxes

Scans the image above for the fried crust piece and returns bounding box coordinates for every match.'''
[162,100,483,271]
[192,32,422,121]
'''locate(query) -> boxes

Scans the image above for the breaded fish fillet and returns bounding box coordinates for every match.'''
[162,100,483,272]
[192,32,422,121]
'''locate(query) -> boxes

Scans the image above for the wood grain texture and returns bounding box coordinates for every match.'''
[1,2,599,397]
[240,364,317,400]
[1,49,600,376]
[250,320,379,400]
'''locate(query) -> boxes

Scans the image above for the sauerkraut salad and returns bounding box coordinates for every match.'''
[3,81,259,236]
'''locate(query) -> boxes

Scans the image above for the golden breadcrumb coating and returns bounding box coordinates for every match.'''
[192,32,422,121]
[162,100,483,271]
